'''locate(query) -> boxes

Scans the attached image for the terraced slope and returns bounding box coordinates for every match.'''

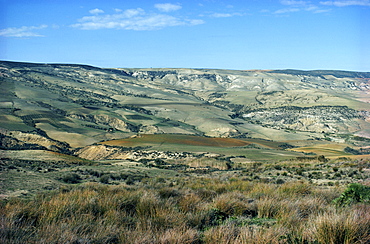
[0,61,369,160]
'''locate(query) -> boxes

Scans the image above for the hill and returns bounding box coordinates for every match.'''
[0,60,369,162]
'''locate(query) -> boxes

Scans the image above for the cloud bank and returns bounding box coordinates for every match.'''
[89,8,105,14]
[209,13,243,18]
[154,3,182,12]
[320,0,370,6]
[71,7,203,31]
[0,25,48,37]
[275,0,331,14]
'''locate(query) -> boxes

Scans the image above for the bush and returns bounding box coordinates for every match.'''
[99,174,110,184]
[317,155,328,162]
[275,179,285,184]
[61,173,81,184]
[333,183,370,206]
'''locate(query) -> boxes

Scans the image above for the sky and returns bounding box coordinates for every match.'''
[0,0,369,71]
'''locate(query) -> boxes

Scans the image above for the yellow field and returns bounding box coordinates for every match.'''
[289,143,353,157]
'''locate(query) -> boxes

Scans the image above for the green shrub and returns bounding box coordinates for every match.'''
[296,169,304,176]
[317,155,328,162]
[125,176,135,185]
[158,187,180,199]
[61,173,81,184]
[200,208,229,228]
[274,165,282,170]
[275,179,285,184]
[333,183,370,207]
[99,175,110,184]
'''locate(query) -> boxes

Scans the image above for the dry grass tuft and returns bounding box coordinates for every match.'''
[1,175,370,243]
[308,204,370,244]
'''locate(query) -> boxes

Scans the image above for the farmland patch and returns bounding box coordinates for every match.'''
[102,134,252,148]
[125,115,152,120]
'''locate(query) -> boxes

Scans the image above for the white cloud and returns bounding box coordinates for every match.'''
[154,3,182,12]
[313,8,332,12]
[276,0,331,14]
[211,13,233,18]
[0,25,47,37]
[320,0,370,6]
[71,8,203,31]
[274,8,300,14]
[89,8,104,14]
[281,0,308,5]
[260,9,271,13]
[188,19,205,25]
[210,13,243,18]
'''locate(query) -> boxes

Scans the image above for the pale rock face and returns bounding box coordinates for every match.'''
[92,115,129,132]
[76,145,125,160]
[242,106,361,134]
[68,114,132,132]
[75,144,198,161]
[0,129,67,150]
[290,117,337,133]
[209,127,240,138]
[139,125,162,134]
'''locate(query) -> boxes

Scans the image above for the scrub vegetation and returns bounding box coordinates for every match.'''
[1,157,369,243]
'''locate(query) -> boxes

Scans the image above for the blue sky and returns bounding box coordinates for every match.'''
[0,0,369,71]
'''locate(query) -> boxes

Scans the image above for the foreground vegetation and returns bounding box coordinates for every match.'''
[1,158,370,243]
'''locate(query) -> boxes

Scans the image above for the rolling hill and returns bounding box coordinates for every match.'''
[1,60,369,161]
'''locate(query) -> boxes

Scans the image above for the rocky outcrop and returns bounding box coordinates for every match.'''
[0,134,46,150]
[74,145,125,160]
[208,128,241,138]
[139,125,163,134]
[0,129,69,152]
[241,106,362,134]
[68,114,138,132]
[123,68,370,92]
[75,144,195,161]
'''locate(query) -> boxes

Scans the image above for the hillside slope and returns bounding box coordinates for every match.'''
[0,61,369,160]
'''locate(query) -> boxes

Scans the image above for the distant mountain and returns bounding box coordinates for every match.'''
[0,60,369,160]
[268,69,370,79]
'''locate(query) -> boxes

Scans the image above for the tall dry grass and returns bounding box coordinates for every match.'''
[307,204,370,244]
[1,177,369,243]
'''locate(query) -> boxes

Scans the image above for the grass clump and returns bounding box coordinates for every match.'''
[1,157,370,243]
[310,205,370,244]
[1,178,370,243]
